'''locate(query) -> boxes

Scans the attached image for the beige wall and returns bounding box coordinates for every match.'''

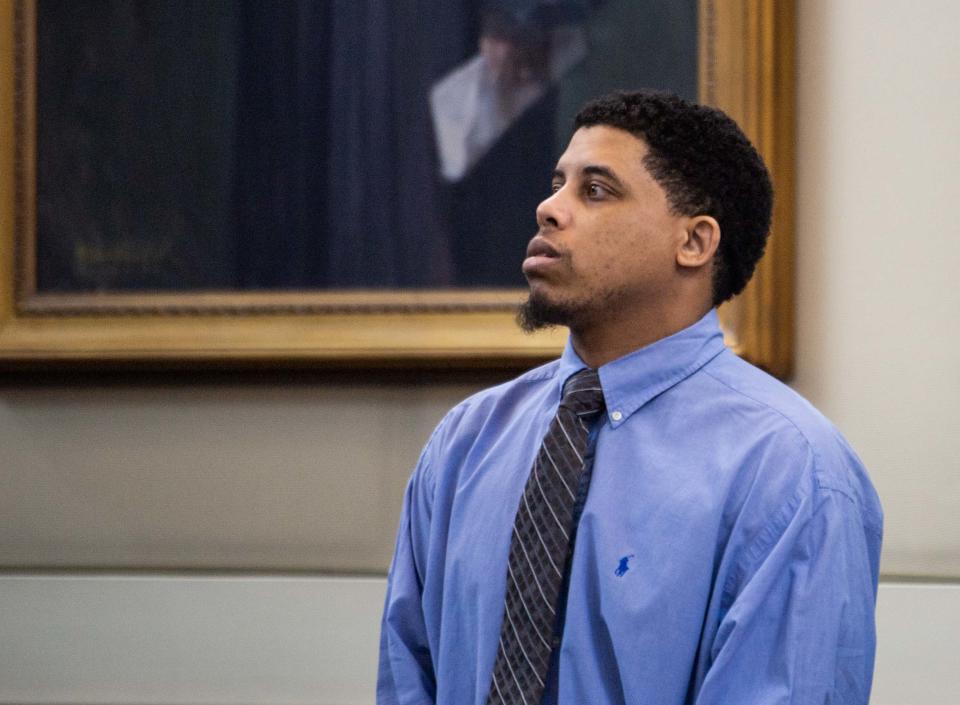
[0,379,478,571]
[4,0,959,575]
[0,0,958,702]
[792,0,960,578]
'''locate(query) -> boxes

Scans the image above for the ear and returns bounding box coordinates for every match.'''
[676,215,720,269]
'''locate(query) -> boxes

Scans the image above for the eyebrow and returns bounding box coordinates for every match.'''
[552,164,627,191]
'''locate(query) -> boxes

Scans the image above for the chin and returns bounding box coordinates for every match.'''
[516,290,579,332]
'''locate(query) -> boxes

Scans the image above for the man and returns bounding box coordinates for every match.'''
[378,90,882,705]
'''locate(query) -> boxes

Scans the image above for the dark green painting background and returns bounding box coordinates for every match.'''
[35,0,696,293]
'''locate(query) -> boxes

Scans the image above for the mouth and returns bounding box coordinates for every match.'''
[526,236,560,259]
[522,235,562,277]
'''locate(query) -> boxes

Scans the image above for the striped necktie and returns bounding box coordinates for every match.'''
[487,368,606,705]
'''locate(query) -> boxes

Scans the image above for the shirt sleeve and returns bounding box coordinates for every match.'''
[694,478,882,705]
[376,438,439,705]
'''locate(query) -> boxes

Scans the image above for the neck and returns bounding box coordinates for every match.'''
[569,304,712,368]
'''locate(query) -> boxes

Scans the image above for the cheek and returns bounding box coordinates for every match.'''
[590,223,671,286]
[571,228,620,278]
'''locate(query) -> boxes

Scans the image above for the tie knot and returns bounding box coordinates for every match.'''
[561,368,605,415]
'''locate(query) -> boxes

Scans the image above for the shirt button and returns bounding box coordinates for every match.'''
[611,410,623,422]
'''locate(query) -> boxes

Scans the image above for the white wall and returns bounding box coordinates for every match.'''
[1,0,958,702]
[0,576,954,705]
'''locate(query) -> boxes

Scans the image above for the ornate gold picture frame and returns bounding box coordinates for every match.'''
[0,0,793,374]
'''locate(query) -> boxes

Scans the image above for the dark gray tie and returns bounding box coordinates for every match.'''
[486,368,606,705]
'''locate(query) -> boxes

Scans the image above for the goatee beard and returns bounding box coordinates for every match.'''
[516,291,576,332]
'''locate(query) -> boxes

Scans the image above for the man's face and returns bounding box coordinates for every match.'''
[519,126,689,333]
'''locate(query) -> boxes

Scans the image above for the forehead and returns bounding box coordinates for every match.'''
[556,126,650,177]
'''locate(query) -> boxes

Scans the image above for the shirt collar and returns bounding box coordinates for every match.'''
[556,309,727,428]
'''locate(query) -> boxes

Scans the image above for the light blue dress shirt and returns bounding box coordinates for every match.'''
[378,310,883,705]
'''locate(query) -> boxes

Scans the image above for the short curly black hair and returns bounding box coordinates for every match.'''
[574,90,773,306]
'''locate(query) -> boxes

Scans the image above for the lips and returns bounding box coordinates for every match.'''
[525,236,560,260]
[522,235,562,277]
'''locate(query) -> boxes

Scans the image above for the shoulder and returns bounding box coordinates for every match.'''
[698,350,835,446]
[416,358,561,479]
[435,357,560,440]
[696,350,882,533]
[447,357,561,423]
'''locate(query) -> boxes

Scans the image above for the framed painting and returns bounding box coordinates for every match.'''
[0,0,794,374]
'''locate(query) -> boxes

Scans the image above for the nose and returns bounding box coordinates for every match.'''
[535,188,571,231]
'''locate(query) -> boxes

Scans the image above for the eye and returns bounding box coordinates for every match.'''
[550,181,562,194]
[585,182,609,199]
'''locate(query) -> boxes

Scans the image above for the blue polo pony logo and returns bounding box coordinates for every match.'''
[615,554,635,577]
